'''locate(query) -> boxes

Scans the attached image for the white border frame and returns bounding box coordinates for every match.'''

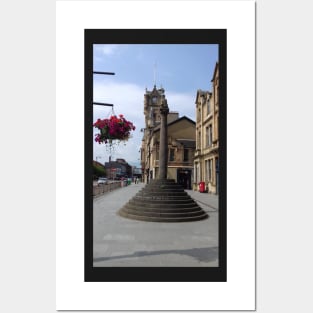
[56,0,255,310]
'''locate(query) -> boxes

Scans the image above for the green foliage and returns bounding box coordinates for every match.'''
[93,162,106,178]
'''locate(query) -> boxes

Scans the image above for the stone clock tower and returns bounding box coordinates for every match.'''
[143,85,165,129]
[141,85,166,183]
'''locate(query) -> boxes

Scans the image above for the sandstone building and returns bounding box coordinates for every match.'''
[193,62,219,194]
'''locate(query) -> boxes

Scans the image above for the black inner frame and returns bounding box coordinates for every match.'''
[85,29,227,282]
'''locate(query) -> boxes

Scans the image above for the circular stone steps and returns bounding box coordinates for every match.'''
[117,179,208,222]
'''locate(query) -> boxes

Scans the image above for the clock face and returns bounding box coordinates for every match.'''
[152,96,157,104]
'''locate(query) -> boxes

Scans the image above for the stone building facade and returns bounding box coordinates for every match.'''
[193,62,219,194]
[140,85,196,189]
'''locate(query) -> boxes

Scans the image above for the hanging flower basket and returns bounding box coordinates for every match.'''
[93,114,136,144]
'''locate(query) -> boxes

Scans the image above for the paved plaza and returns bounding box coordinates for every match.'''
[93,182,219,267]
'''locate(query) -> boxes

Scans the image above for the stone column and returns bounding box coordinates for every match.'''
[158,96,169,179]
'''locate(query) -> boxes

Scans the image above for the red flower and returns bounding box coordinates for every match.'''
[93,115,136,144]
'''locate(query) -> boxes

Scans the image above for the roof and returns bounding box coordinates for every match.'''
[153,116,195,132]
[195,89,210,103]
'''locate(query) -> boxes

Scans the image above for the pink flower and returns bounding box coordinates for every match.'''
[93,114,135,144]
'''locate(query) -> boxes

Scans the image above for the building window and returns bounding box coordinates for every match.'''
[208,159,213,181]
[155,145,159,160]
[209,125,212,147]
[205,160,209,181]
[198,163,201,182]
[183,149,189,162]
[207,99,211,115]
[205,159,215,182]
[197,131,201,149]
[169,148,175,161]
[206,125,212,147]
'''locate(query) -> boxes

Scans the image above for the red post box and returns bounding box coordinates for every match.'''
[199,181,205,193]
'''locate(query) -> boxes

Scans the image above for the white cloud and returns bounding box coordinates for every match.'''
[92,82,197,168]
[94,44,119,56]
[166,92,196,121]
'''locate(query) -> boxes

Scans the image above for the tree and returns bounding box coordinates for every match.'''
[93,161,106,179]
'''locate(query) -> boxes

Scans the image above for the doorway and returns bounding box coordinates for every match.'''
[177,169,192,190]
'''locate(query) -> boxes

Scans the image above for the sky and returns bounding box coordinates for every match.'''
[93,44,218,168]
